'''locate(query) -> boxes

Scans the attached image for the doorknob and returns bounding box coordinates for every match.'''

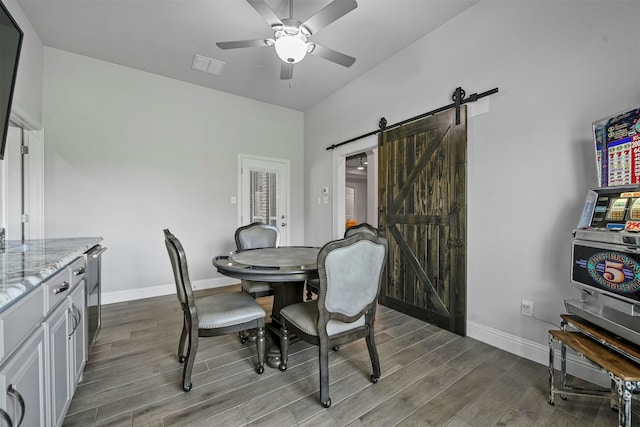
[281,223,287,227]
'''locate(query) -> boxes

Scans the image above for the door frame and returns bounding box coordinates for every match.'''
[331,136,378,239]
[238,154,291,246]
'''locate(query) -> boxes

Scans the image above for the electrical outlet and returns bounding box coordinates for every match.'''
[521,299,534,317]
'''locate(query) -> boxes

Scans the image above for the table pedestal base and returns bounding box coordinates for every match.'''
[265,281,305,368]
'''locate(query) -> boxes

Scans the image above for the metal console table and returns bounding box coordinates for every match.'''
[548,314,640,427]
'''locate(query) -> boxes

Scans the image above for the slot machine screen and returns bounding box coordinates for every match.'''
[629,198,640,220]
[580,187,640,230]
[605,198,628,221]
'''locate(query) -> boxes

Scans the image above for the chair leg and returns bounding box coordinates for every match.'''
[319,340,331,407]
[279,322,289,372]
[255,326,265,374]
[182,317,198,392]
[365,329,381,383]
[178,312,188,363]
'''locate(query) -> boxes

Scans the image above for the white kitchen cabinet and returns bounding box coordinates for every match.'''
[0,327,46,427]
[45,301,70,427]
[43,257,87,427]
[0,239,102,427]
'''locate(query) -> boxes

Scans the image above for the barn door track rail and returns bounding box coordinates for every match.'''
[326,86,499,151]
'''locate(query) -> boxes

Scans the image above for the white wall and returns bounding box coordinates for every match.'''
[43,48,304,300]
[304,0,640,373]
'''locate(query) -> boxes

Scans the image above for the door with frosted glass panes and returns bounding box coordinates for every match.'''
[239,155,290,245]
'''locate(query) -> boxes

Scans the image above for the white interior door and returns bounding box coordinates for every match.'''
[23,128,45,240]
[239,154,290,246]
[0,125,45,242]
[345,186,355,220]
[2,125,22,240]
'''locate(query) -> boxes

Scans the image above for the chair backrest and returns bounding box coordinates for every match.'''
[344,223,378,238]
[235,222,280,250]
[317,233,388,323]
[164,229,195,310]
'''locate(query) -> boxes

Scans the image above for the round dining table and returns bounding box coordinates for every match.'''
[212,246,320,367]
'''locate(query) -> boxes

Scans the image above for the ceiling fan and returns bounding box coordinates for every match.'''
[216,0,357,80]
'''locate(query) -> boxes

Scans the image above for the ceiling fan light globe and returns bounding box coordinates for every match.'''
[275,35,307,64]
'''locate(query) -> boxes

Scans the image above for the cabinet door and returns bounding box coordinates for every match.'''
[46,303,70,427]
[69,282,86,387]
[0,327,46,427]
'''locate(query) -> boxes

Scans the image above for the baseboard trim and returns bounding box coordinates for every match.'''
[467,320,610,387]
[101,277,238,305]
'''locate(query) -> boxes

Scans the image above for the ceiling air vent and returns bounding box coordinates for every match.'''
[192,54,225,76]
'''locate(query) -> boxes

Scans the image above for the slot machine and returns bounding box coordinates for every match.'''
[568,187,640,345]
[567,106,640,346]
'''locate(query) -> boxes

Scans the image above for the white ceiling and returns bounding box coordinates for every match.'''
[16,0,479,111]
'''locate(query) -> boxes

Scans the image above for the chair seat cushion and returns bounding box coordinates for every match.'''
[280,302,364,337]
[196,292,265,328]
[242,280,272,294]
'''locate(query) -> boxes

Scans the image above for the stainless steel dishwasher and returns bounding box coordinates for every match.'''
[85,244,107,351]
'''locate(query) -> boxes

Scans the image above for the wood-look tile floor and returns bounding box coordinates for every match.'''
[63,286,627,426]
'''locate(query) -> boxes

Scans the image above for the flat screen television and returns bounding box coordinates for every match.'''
[0,0,23,160]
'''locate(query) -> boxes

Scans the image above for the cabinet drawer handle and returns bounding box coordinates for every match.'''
[0,407,12,427]
[53,282,70,295]
[73,266,86,276]
[7,385,25,427]
[71,304,82,333]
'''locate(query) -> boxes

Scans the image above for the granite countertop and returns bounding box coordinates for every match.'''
[0,237,103,313]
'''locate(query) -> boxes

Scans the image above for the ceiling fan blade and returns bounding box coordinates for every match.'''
[280,63,294,80]
[302,0,357,35]
[216,39,272,49]
[309,44,355,68]
[247,0,284,28]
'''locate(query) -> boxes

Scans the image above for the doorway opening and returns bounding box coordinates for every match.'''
[345,152,370,229]
[331,136,377,239]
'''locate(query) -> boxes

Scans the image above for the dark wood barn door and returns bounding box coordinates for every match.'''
[378,107,467,335]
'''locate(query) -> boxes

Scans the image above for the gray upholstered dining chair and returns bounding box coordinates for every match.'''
[306,222,379,300]
[278,233,388,408]
[163,229,266,392]
[235,222,280,297]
